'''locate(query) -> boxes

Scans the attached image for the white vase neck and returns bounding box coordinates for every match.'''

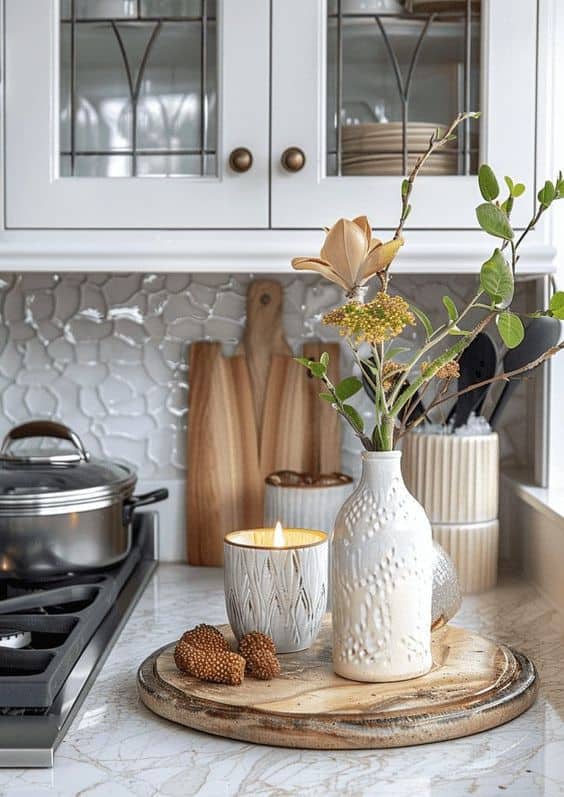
[360,450,403,483]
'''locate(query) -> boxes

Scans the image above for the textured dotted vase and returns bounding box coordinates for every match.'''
[332,450,433,682]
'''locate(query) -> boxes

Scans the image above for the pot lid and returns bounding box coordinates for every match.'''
[0,421,136,509]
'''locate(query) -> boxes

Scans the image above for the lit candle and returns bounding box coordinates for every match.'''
[224,523,328,653]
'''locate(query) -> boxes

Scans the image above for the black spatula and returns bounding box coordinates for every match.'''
[448,333,497,429]
[489,316,562,429]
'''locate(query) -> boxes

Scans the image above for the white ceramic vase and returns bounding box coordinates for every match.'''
[332,450,433,682]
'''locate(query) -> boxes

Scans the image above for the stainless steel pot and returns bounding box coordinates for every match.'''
[0,421,168,577]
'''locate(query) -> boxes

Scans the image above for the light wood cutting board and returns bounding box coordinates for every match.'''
[186,343,263,566]
[187,280,342,565]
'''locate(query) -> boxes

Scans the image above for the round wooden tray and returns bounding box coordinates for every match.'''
[137,618,538,749]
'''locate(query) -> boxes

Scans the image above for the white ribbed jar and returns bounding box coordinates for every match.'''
[332,451,433,683]
[402,432,499,594]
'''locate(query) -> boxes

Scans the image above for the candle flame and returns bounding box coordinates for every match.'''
[273,521,285,548]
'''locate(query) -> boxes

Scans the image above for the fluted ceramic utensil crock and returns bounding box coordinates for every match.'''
[332,451,433,682]
[224,527,328,653]
[402,431,499,593]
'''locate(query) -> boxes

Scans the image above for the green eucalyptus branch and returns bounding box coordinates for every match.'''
[388,289,484,408]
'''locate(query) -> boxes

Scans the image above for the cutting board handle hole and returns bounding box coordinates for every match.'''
[260,293,272,306]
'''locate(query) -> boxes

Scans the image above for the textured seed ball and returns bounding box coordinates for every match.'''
[174,638,194,672]
[239,631,276,659]
[181,624,230,652]
[174,639,245,686]
[247,651,281,681]
[239,632,280,680]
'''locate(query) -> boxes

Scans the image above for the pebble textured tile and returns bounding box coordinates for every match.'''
[0,272,534,480]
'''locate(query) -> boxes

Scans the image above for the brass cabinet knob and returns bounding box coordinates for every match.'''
[229,147,253,173]
[281,147,306,172]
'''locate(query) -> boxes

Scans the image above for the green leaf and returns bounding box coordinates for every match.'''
[448,327,472,336]
[476,203,514,240]
[335,376,362,401]
[308,362,326,379]
[342,404,364,432]
[411,304,434,340]
[385,345,410,359]
[320,351,329,367]
[513,183,526,197]
[480,248,514,307]
[549,291,564,320]
[497,311,525,348]
[401,178,409,198]
[538,180,556,207]
[501,197,514,216]
[504,176,514,193]
[442,295,459,323]
[478,164,500,201]
[295,357,311,367]
[319,392,334,403]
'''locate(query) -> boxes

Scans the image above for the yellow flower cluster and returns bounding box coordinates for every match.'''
[322,293,415,344]
[381,360,407,392]
[421,360,460,380]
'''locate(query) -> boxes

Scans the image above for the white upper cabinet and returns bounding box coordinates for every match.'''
[1,0,549,250]
[271,0,538,230]
[4,0,270,229]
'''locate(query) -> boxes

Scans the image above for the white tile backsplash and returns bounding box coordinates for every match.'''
[0,271,537,559]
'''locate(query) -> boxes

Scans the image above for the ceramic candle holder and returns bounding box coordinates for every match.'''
[224,527,328,653]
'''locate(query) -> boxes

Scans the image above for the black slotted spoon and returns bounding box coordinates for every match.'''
[447,333,497,430]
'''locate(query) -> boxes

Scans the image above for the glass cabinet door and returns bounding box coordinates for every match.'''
[59,0,218,179]
[5,0,269,229]
[271,0,538,231]
[326,1,480,179]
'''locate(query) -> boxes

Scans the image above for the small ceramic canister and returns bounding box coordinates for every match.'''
[264,471,354,604]
[402,431,499,594]
[224,526,328,653]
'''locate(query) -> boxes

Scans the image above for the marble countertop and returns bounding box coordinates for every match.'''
[1,565,563,797]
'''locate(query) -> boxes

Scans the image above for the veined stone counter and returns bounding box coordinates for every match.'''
[1,565,563,797]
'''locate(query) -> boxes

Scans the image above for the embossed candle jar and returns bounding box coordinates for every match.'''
[332,451,433,683]
[224,525,328,653]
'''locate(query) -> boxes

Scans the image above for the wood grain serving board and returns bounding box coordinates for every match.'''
[137,619,538,749]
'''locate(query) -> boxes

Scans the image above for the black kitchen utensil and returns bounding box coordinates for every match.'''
[361,358,428,424]
[489,315,562,429]
[447,333,497,429]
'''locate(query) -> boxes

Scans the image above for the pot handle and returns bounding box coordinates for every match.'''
[0,421,90,464]
[123,488,169,525]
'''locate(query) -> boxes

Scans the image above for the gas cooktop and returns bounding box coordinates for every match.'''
[0,511,158,768]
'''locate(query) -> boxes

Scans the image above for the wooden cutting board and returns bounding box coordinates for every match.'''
[260,342,341,478]
[138,618,537,749]
[187,280,342,565]
[186,343,263,566]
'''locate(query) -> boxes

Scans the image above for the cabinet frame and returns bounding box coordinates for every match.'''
[270,0,538,231]
[3,0,270,229]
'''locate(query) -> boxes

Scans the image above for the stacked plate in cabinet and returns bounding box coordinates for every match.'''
[341,122,458,176]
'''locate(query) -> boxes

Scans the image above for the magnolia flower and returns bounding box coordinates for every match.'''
[291,216,403,294]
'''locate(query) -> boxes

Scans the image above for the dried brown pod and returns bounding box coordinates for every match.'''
[247,651,281,681]
[174,639,245,686]
[181,623,230,652]
[239,631,280,681]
